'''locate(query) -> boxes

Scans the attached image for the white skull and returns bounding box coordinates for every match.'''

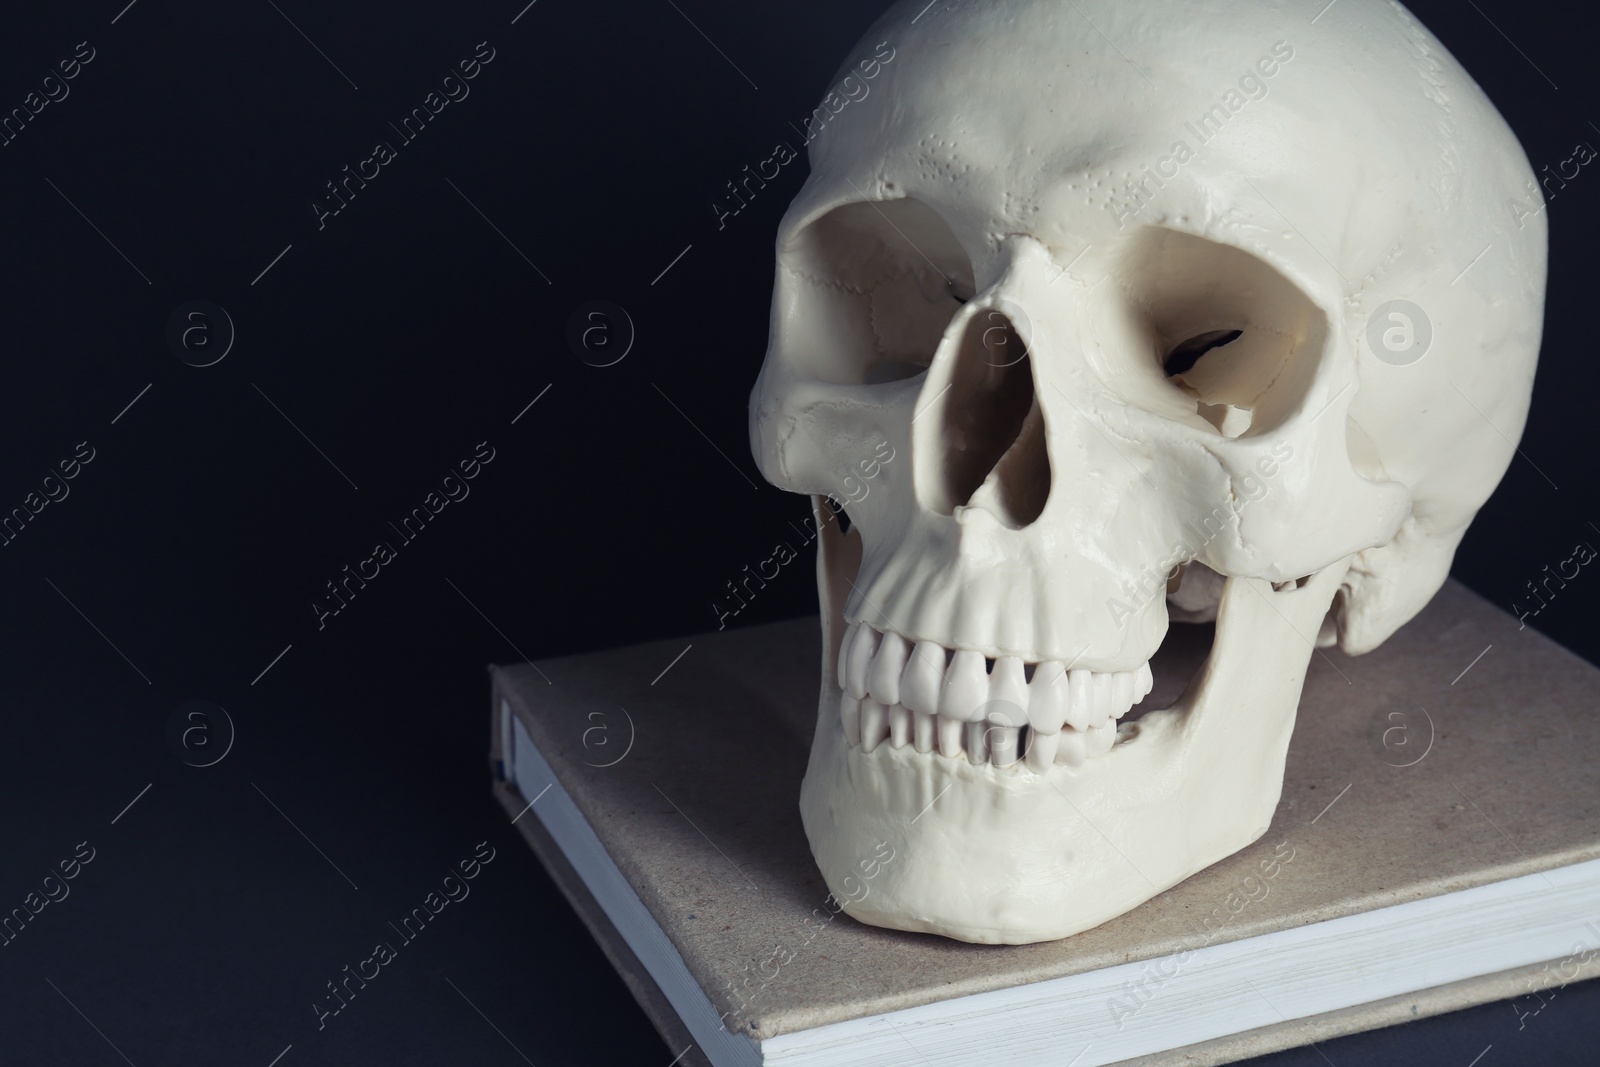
[750,0,1544,943]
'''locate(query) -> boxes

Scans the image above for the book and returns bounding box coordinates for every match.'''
[489,579,1600,1067]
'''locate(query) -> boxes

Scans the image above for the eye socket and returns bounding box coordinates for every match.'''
[1108,228,1326,439]
[780,198,975,386]
[1163,329,1242,377]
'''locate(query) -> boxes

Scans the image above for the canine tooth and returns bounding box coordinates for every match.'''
[989,724,1020,767]
[940,650,989,722]
[870,631,911,706]
[846,625,881,700]
[1136,661,1153,700]
[901,642,946,716]
[860,698,889,752]
[1111,671,1136,719]
[1028,662,1069,733]
[839,691,862,746]
[837,622,859,689]
[964,721,988,763]
[1065,669,1094,731]
[888,703,912,748]
[913,706,936,753]
[1085,720,1117,758]
[938,715,965,758]
[1055,727,1087,768]
[1025,727,1058,772]
[989,656,1029,718]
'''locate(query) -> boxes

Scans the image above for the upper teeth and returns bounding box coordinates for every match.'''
[836,622,1154,770]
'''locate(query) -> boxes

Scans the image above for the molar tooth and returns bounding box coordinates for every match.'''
[870,631,911,706]
[1136,661,1153,701]
[1025,727,1058,772]
[937,715,965,758]
[912,706,936,753]
[988,723,1020,767]
[964,721,988,764]
[1085,720,1117,758]
[1027,661,1069,733]
[940,650,990,722]
[837,622,859,690]
[989,656,1029,719]
[846,624,881,700]
[900,641,946,716]
[1110,671,1136,720]
[1054,727,1087,768]
[839,691,862,746]
[888,703,912,748]
[1065,669,1094,731]
[860,698,889,752]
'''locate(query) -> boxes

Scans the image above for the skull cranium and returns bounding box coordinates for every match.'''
[749,0,1544,943]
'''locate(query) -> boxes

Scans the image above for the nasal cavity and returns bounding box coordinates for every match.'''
[931,309,1051,527]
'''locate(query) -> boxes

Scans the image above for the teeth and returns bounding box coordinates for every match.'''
[888,703,912,749]
[964,721,988,764]
[837,622,858,688]
[1110,671,1135,720]
[989,656,1029,719]
[1085,720,1117,758]
[845,623,881,700]
[1027,662,1069,733]
[836,626,1152,768]
[860,698,889,752]
[938,715,965,758]
[840,691,862,746]
[1065,669,1094,731]
[1055,727,1087,768]
[1025,727,1059,771]
[912,706,936,753]
[901,641,946,716]
[870,632,911,707]
[940,650,990,723]
[988,723,1020,767]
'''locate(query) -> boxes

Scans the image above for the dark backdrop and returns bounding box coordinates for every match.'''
[0,1,1594,1064]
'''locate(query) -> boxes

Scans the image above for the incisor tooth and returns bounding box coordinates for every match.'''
[989,656,1029,719]
[1025,727,1059,772]
[846,624,881,700]
[870,631,911,706]
[839,691,861,746]
[940,650,989,722]
[1028,662,1069,733]
[938,715,965,758]
[860,698,889,752]
[888,703,912,748]
[912,706,936,753]
[901,642,945,716]
[1137,661,1154,700]
[988,724,1020,767]
[964,721,988,764]
[1065,669,1094,731]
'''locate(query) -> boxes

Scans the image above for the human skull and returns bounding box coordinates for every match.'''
[749,0,1544,944]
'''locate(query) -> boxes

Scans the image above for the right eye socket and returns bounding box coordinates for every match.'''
[781,198,975,386]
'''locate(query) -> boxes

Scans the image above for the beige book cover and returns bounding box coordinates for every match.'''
[489,580,1600,1066]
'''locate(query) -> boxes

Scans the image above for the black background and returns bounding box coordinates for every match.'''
[0,0,1594,1064]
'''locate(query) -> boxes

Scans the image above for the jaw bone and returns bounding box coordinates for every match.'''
[799,496,1347,945]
